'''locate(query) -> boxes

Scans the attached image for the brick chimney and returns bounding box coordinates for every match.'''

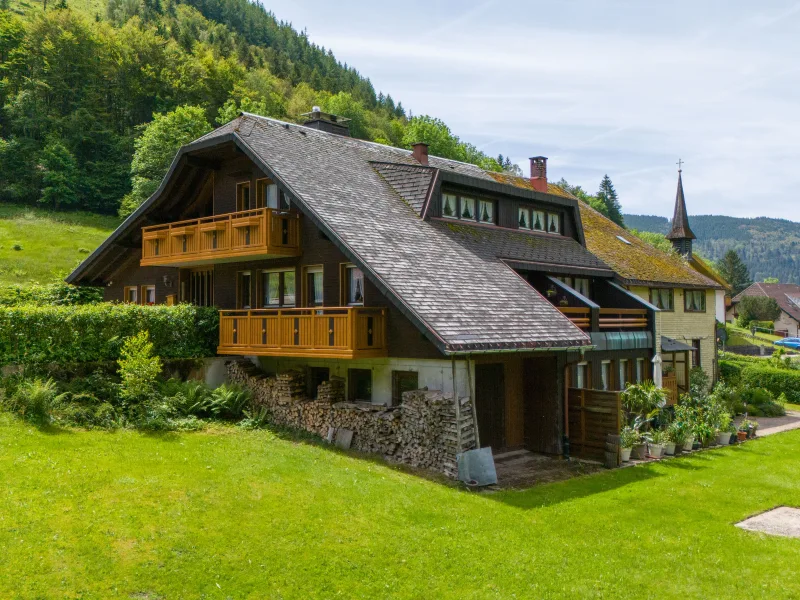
[412,142,429,166]
[530,156,548,193]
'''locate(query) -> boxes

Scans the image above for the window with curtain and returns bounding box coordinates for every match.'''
[532,210,545,231]
[575,362,588,389]
[546,212,560,234]
[600,360,612,391]
[305,267,323,307]
[649,288,674,310]
[684,290,706,312]
[635,358,645,383]
[345,265,364,305]
[478,199,494,223]
[619,359,629,390]
[518,207,531,229]
[124,286,138,304]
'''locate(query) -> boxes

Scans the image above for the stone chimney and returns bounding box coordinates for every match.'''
[412,142,429,166]
[530,156,548,193]
[301,106,350,136]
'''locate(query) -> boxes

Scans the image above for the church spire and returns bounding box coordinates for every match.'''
[665,161,696,257]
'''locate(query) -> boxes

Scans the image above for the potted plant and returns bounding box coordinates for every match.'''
[736,424,748,442]
[647,429,666,459]
[750,420,759,438]
[662,428,677,456]
[619,426,637,462]
[715,413,733,446]
[694,422,715,448]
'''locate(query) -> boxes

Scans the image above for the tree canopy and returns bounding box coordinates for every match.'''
[597,174,625,227]
[715,249,752,296]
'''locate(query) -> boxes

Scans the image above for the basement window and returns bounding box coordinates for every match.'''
[392,370,419,405]
[348,369,372,402]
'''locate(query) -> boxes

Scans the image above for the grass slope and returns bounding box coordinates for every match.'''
[0,204,118,286]
[3,416,800,598]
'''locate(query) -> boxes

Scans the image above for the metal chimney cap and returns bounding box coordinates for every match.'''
[312,105,321,112]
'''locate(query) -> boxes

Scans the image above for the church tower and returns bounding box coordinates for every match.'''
[665,162,696,258]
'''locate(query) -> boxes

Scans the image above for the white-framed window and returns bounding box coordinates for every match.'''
[124,286,138,304]
[575,362,588,389]
[547,212,560,234]
[478,199,494,223]
[441,193,494,224]
[619,359,629,390]
[600,360,612,391]
[344,265,364,306]
[262,269,296,308]
[518,207,531,229]
[635,358,645,383]
[533,210,545,231]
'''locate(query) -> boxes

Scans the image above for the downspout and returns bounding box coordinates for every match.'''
[563,363,571,459]
[465,355,479,449]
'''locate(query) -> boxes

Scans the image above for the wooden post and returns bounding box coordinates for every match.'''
[466,356,478,449]
[451,357,462,453]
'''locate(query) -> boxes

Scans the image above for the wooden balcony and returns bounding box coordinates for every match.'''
[140,208,301,267]
[558,307,649,330]
[217,307,388,359]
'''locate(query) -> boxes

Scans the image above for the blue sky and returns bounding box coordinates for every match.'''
[265,0,800,220]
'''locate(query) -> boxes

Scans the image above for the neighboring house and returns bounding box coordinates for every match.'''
[727,283,800,337]
[67,111,684,461]
[575,170,724,393]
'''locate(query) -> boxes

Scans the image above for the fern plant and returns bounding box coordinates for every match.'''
[209,384,252,420]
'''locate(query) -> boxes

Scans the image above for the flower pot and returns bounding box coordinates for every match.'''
[683,437,695,452]
[631,443,647,460]
[737,431,747,442]
[648,443,664,459]
[663,441,676,456]
[716,431,730,446]
[621,447,632,462]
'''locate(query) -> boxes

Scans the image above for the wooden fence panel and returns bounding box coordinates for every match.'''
[568,388,622,461]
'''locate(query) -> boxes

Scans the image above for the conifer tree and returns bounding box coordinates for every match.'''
[715,249,752,295]
[597,174,625,227]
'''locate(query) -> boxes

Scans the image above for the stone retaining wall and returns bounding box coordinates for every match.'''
[227,360,477,477]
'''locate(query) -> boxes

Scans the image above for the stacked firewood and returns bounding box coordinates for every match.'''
[225,360,477,477]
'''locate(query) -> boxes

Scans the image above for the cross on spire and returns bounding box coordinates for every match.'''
[676,158,684,172]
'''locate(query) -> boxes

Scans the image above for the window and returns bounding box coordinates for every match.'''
[478,199,494,224]
[575,362,588,389]
[546,212,560,234]
[124,286,138,304]
[557,276,590,298]
[691,339,702,368]
[308,367,330,399]
[344,265,364,306]
[237,271,252,309]
[460,196,475,220]
[518,207,531,229]
[256,178,289,210]
[187,268,214,307]
[392,371,419,405]
[140,285,156,305]
[348,369,372,402]
[619,359,629,390]
[236,181,251,211]
[685,290,706,312]
[442,193,457,218]
[532,210,545,231]
[635,358,646,383]
[304,266,324,307]
[650,288,674,311]
[600,360,612,391]
[261,269,295,308]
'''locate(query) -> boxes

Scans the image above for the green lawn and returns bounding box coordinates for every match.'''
[0,204,119,286]
[3,416,800,598]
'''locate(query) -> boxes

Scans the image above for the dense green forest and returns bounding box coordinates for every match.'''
[625,214,800,285]
[0,0,504,216]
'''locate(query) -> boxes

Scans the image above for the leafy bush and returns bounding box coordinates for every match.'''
[162,378,213,417]
[118,331,162,404]
[689,366,711,399]
[719,360,745,386]
[209,384,252,420]
[6,378,62,423]
[741,366,800,404]
[0,282,103,307]
[0,304,218,365]
[736,296,781,326]
[708,382,744,415]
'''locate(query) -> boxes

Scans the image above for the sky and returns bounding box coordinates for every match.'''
[263,0,800,220]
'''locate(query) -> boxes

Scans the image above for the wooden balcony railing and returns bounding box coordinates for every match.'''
[217,307,388,359]
[140,208,301,267]
[558,307,648,330]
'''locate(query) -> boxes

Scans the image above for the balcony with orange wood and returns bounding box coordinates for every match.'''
[140,208,301,267]
[217,307,388,359]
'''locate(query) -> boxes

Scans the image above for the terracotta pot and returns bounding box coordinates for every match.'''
[621,448,632,462]
[737,431,747,442]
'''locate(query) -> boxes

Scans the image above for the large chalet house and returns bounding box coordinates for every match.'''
[68,111,719,457]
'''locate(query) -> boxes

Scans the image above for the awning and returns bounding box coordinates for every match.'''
[661,336,694,352]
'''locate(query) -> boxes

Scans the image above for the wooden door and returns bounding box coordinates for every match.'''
[523,357,560,454]
[475,363,505,450]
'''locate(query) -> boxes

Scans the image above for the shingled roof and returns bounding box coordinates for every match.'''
[732,283,800,324]
[666,171,696,241]
[72,113,593,354]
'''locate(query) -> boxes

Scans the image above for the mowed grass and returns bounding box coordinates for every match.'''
[2,416,800,599]
[0,204,119,286]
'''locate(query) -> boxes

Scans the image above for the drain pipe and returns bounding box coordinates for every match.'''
[563,363,571,460]
[465,355,479,449]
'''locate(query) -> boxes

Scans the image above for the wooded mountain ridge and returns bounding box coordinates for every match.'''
[624,214,800,285]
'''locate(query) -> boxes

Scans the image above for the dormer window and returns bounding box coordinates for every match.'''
[518,207,530,229]
[441,193,495,224]
[518,207,548,232]
[547,212,560,234]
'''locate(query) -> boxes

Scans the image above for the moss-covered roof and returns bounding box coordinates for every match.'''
[689,255,730,290]
[485,171,576,200]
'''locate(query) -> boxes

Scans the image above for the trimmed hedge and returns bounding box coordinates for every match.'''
[0,304,219,365]
[740,366,800,404]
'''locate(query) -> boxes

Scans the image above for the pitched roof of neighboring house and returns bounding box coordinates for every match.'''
[732,283,800,323]
[576,201,722,289]
[665,171,696,241]
[69,113,594,354]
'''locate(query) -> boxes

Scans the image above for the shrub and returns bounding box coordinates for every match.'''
[118,331,162,404]
[709,382,744,415]
[737,296,781,326]
[741,366,800,404]
[689,366,711,399]
[0,304,218,365]
[0,282,103,307]
[209,384,252,420]
[719,360,745,386]
[7,378,62,423]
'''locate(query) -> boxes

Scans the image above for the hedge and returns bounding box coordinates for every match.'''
[740,366,800,404]
[719,360,745,385]
[0,283,103,307]
[0,304,219,366]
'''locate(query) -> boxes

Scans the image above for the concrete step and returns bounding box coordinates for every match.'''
[493,449,532,463]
